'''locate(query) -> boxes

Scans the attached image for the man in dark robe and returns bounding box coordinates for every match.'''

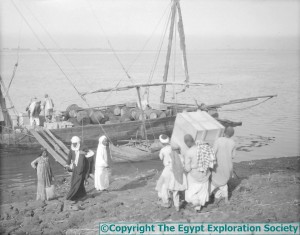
[66,136,88,201]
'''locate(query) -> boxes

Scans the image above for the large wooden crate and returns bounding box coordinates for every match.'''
[171,111,225,155]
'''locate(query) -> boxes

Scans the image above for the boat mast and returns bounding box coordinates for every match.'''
[177,2,189,84]
[160,0,189,103]
[160,0,177,103]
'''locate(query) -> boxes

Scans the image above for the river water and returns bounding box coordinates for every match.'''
[0,50,299,192]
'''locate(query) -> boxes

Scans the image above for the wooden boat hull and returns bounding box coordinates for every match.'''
[0,113,241,152]
[0,116,176,148]
[53,116,175,148]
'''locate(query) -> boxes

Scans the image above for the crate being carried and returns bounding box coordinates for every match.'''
[171,111,225,155]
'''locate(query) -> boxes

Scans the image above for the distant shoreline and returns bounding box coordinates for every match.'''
[1,48,299,53]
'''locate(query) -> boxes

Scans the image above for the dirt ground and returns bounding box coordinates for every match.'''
[0,156,299,235]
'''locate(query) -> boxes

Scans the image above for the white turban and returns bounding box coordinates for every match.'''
[71,136,81,152]
[71,136,81,143]
[159,134,170,144]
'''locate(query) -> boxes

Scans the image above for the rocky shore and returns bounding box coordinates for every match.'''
[1,156,299,234]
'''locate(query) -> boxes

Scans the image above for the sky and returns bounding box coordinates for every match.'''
[0,0,299,50]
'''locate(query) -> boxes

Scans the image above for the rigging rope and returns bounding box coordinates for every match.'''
[83,0,173,135]
[4,19,23,101]
[16,18,23,62]
[98,3,172,109]
[20,1,104,104]
[83,1,173,145]
[5,65,18,98]
[11,0,84,102]
[10,0,117,143]
[139,8,173,141]
[126,1,172,74]
[85,0,135,85]
[145,7,172,100]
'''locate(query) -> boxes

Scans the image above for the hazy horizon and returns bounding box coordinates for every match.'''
[1,35,299,51]
[1,0,299,51]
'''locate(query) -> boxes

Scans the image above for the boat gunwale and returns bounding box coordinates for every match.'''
[50,115,176,134]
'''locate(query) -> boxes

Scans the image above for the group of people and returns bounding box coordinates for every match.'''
[156,126,235,212]
[30,126,235,213]
[30,135,112,202]
[26,94,54,126]
[64,135,112,201]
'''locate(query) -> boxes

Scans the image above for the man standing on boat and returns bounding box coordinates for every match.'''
[26,97,41,126]
[42,94,54,122]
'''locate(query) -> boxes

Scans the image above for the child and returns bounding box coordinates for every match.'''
[155,134,187,211]
[210,126,236,203]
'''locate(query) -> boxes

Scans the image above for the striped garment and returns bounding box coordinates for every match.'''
[195,141,215,172]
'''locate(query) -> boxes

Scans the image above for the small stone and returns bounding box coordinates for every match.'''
[24,210,34,217]
[12,208,19,216]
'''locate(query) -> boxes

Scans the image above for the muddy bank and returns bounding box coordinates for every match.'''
[0,156,299,234]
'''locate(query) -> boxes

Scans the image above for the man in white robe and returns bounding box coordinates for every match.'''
[27,97,41,126]
[94,136,111,191]
[42,94,54,122]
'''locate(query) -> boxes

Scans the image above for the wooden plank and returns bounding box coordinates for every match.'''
[44,128,70,155]
[40,130,68,160]
[40,130,68,161]
[29,130,66,166]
